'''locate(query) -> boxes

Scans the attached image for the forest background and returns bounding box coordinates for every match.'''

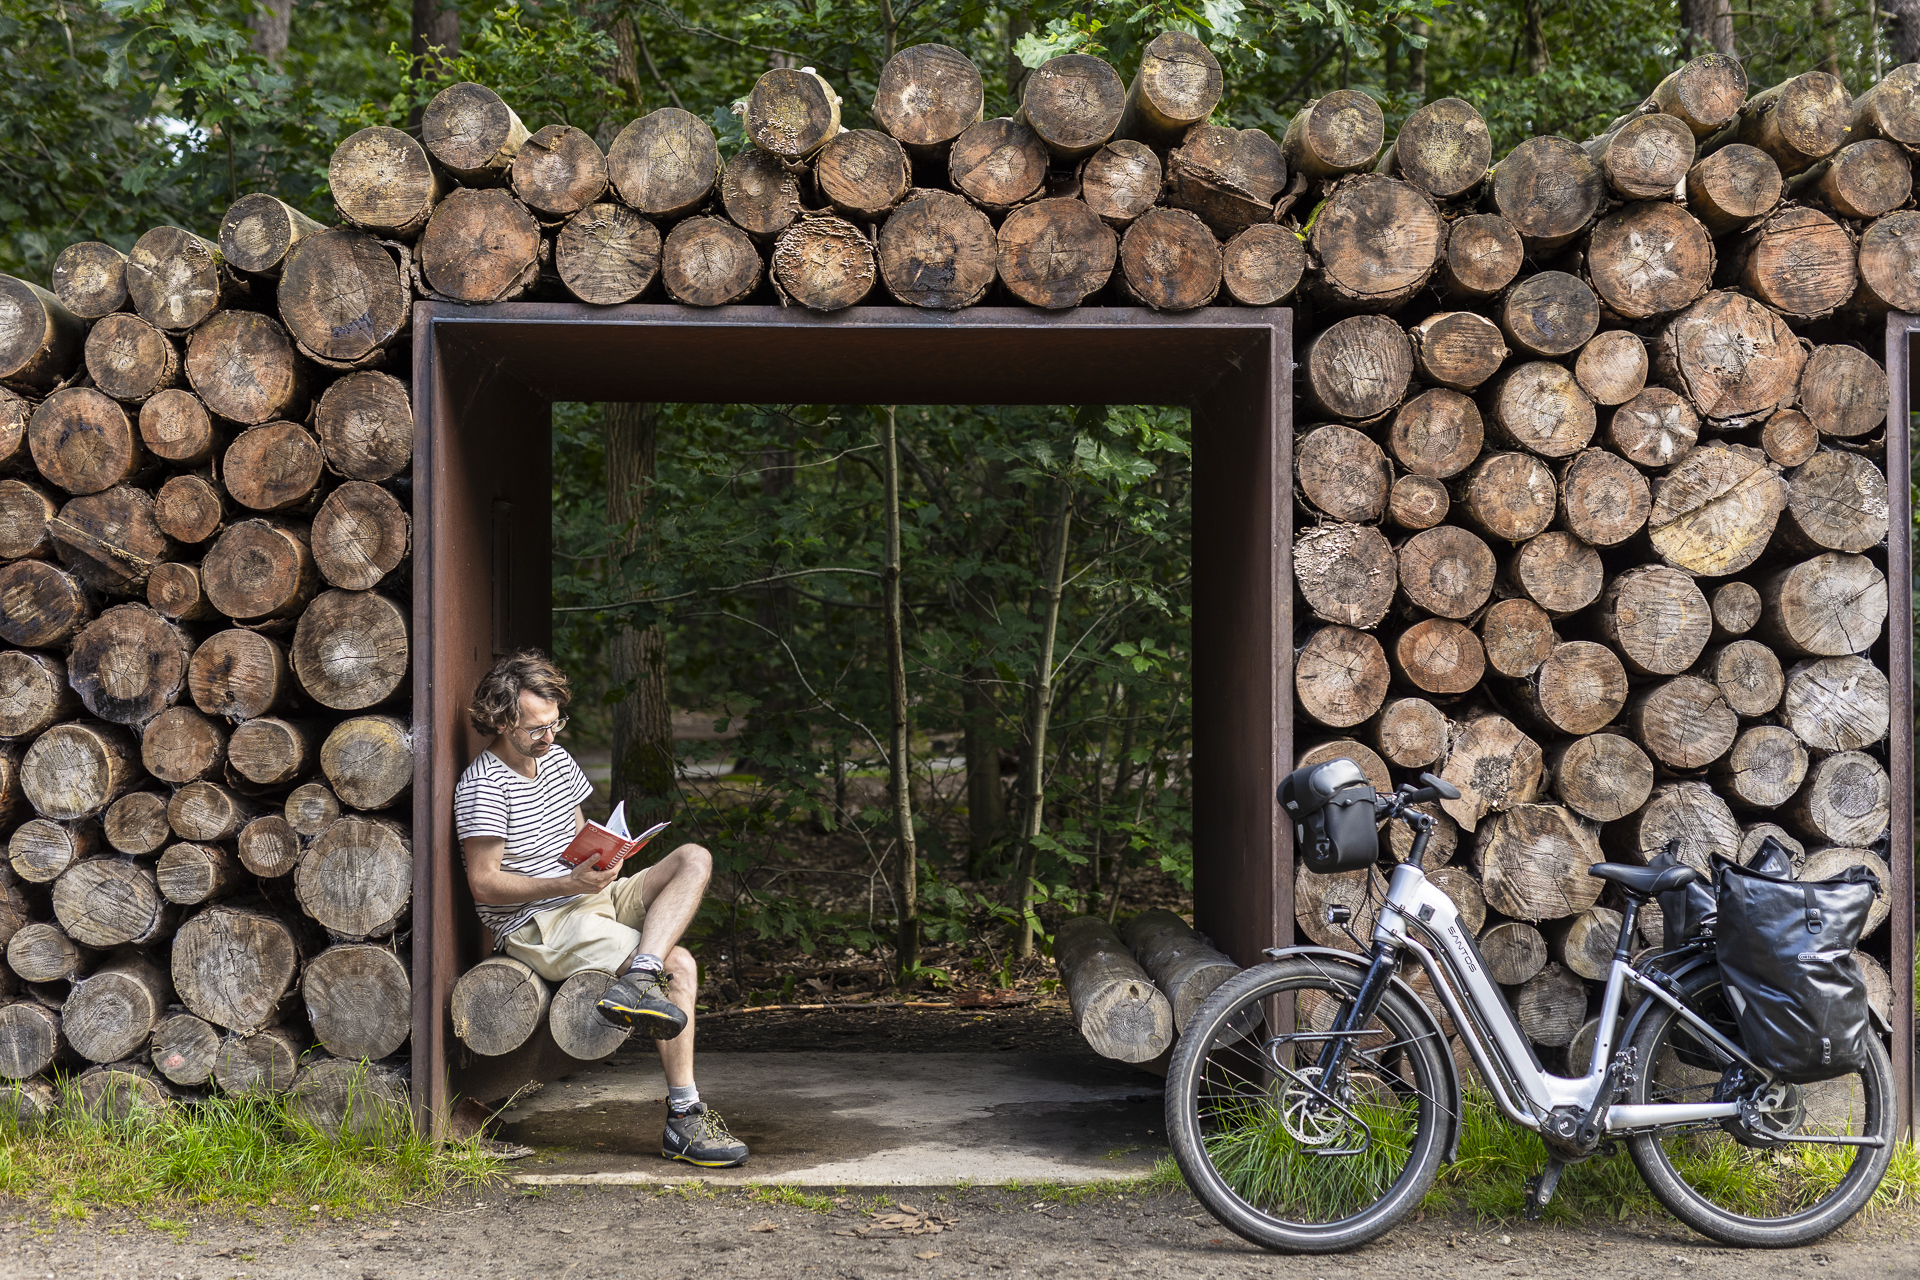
[2,0,1913,992]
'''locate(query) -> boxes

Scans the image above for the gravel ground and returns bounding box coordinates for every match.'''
[4,1186,1914,1279]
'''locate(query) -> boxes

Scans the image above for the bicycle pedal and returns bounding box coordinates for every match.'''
[1523,1160,1565,1221]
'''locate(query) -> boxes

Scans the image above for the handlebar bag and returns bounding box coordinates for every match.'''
[1278,760,1378,874]
[1713,861,1880,1083]
[1657,836,1792,952]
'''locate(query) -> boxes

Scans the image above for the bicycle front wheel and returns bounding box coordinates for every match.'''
[1626,964,1896,1247]
[1166,956,1453,1254]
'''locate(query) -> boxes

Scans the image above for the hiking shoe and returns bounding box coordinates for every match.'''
[595,970,688,1039]
[662,1103,749,1168]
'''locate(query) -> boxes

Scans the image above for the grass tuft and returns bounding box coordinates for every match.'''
[745,1184,835,1213]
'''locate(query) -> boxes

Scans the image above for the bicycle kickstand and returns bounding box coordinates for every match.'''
[1523,1160,1564,1222]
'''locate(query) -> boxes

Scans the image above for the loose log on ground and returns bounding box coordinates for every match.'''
[549,970,629,1061]
[1114,31,1219,148]
[1389,475,1449,530]
[28,388,142,496]
[421,81,528,182]
[1513,640,1625,736]
[52,857,172,946]
[21,721,140,820]
[63,954,169,1064]
[313,371,412,482]
[201,518,317,625]
[188,629,292,720]
[1589,202,1715,320]
[1731,72,1852,175]
[297,814,412,940]
[102,791,170,856]
[1303,314,1412,420]
[1120,909,1239,1033]
[1628,675,1737,770]
[1473,804,1603,922]
[0,1002,64,1080]
[1220,223,1305,305]
[289,1056,410,1141]
[1600,564,1711,676]
[150,1012,220,1086]
[511,124,609,218]
[219,193,327,278]
[1655,292,1805,420]
[1296,424,1389,522]
[1438,214,1524,299]
[1731,206,1856,319]
[1848,63,1920,147]
[1294,625,1390,728]
[156,841,242,905]
[1379,98,1492,199]
[1711,582,1762,638]
[50,487,175,596]
[1293,862,1388,951]
[1587,113,1695,199]
[1116,207,1222,311]
[303,943,410,1060]
[213,1026,302,1095]
[1550,907,1626,981]
[1456,452,1557,542]
[1514,962,1588,1046]
[0,650,79,739]
[312,481,409,591]
[1484,362,1596,459]
[0,276,84,395]
[227,717,318,789]
[1081,142,1161,230]
[1293,523,1396,628]
[1430,865,1488,934]
[236,815,302,879]
[417,189,540,305]
[146,561,210,622]
[1308,175,1444,313]
[1556,448,1649,546]
[1762,410,1819,469]
[948,118,1049,211]
[6,922,94,980]
[873,44,985,154]
[1438,714,1545,831]
[51,242,129,321]
[1798,345,1888,440]
[1020,55,1125,162]
[277,230,409,366]
[452,955,551,1057]
[1398,524,1495,619]
[1703,639,1785,716]
[1391,619,1485,695]
[1711,724,1809,809]
[1610,780,1741,871]
[124,227,229,334]
[168,781,267,843]
[1389,389,1483,478]
[329,127,445,239]
[1410,312,1507,392]
[152,475,225,545]
[1283,91,1385,179]
[1608,387,1699,469]
[1780,656,1890,752]
[140,706,228,785]
[1491,137,1606,251]
[1756,553,1888,657]
[555,204,662,306]
[184,311,305,426]
[1851,210,1920,311]
[291,589,408,710]
[815,130,912,221]
[171,903,301,1032]
[1499,272,1599,359]
[1481,920,1549,985]
[67,605,191,725]
[1799,846,1893,935]
[84,313,178,404]
[1548,733,1654,823]
[1480,598,1556,678]
[995,200,1115,309]
[1369,697,1448,769]
[320,715,412,811]
[1685,144,1783,235]
[0,561,92,649]
[1648,53,1749,136]
[1803,139,1912,219]
[746,68,842,160]
[284,783,341,838]
[1789,752,1892,847]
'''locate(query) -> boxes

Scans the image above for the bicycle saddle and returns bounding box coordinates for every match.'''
[1588,862,1699,897]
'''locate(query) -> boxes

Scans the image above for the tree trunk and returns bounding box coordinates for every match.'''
[1220,224,1306,306]
[1308,176,1444,312]
[1710,582,1762,639]
[1471,804,1605,922]
[66,604,189,726]
[220,193,325,279]
[328,127,445,240]
[1589,203,1715,320]
[84,313,179,404]
[1080,142,1161,231]
[1802,139,1912,219]
[140,706,229,785]
[1686,145,1783,235]
[312,481,410,591]
[1456,450,1559,542]
[1712,724,1809,808]
[237,815,303,878]
[875,407,921,978]
[1484,362,1596,457]
[1549,907,1624,981]
[313,371,413,482]
[1757,553,1888,656]
[1600,564,1712,676]
[27,387,142,495]
[1054,916,1174,1062]
[815,130,912,221]
[549,970,628,1061]
[1295,624,1390,729]
[1283,90,1385,179]
[417,190,540,305]
[153,474,227,545]
[1607,387,1699,470]
[1012,483,1072,959]
[605,402,675,825]
[874,43,985,153]
[1303,314,1413,420]
[1547,733,1654,822]
[1430,865,1488,934]
[213,1026,302,1095]
[185,311,306,426]
[512,125,610,219]
[1410,313,1507,393]
[291,588,411,709]
[1120,909,1239,1032]
[1398,524,1494,620]
[102,791,170,856]
[1115,31,1221,148]
[1389,389,1484,478]
[156,841,243,905]
[303,943,411,1060]
[52,857,174,946]
[150,1012,221,1085]
[1479,598,1556,678]
[296,814,412,940]
[187,629,293,720]
[995,200,1116,309]
[1391,619,1485,695]
[877,191,997,309]
[421,81,528,182]
[20,720,141,820]
[1388,800,1460,865]
[1368,696,1448,769]
[1585,113,1696,199]
[319,715,413,811]
[772,215,879,312]
[228,716,318,790]
[277,229,409,367]
[1117,208,1223,311]
[606,109,721,221]
[125,227,230,334]
[63,953,169,1063]
[1628,674,1739,769]
[451,955,551,1056]
[1851,65,1920,146]
[1380,97,1492,199]
[1491,137,1605,251]
[1438,214,1524,299]
[1797,345,1889,440]
[1480,920,1549,985]
[1522,0,1549,72]
[168,780,269,843]
[556,204,662,306]
[1731,73,1852,175]
[1498,271,1599,358]
[1788,752,1892,846]
[1557,447,1650,546]
[50,241,130,321]
[660,216,762,307]
[1852,210,1920,311]
[1514,962,1587,1046]
[1438,714,1544,831]
[0,649,79,739]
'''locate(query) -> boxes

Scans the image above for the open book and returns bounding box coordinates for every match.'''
[559,802,671,872]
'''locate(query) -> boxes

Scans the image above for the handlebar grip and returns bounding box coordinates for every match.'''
[1417,771,1461,801]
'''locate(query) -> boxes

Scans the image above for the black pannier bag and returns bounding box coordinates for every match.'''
[1655,836,1793,952]
[1713,860,1881,1083]
[1278,758,1378,874]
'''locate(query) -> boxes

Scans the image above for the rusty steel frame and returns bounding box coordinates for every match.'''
[1881,315,1916,1138]
[410,302,1295,1135]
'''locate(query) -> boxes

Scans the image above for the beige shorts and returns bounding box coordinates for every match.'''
[501,870,650,982]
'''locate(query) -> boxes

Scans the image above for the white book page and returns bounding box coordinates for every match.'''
[604,800,629,839]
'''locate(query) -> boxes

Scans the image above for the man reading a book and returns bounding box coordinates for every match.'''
[454,650,749,1168]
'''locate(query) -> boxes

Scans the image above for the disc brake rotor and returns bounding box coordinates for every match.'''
[1276,1066,1357,1147]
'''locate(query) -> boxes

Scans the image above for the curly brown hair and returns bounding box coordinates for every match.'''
[468,650,572,737]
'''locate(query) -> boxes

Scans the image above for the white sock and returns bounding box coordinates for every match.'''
[668,1083,700,1112]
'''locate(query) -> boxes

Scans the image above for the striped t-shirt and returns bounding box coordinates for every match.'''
[453,745,595,946]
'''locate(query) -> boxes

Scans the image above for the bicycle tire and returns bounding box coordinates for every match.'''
[1626,963,1896,1247]
[1166,956,1453,1253]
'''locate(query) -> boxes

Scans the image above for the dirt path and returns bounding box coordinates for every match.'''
[5,1186,1914,1279]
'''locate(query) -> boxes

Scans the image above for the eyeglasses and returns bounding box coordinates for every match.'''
[516,717,568,739]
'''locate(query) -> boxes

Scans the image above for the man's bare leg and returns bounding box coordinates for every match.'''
[619,843,710,1087]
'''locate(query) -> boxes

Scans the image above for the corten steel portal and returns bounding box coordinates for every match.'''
[1881,315,1918,1138]
[409,302,1294,1133]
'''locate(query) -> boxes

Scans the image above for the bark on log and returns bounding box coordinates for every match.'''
[1081,142,1162,231]
[747,67,842,160]
[511,124,609,218]
[1481,920,1549,985]
[1117,207,1222,311]
[1761,410,1820,468]
[139,706,229,785]
[21,721,140,820]
[1514,964,1587,1047]
[1608,386,1699,469]
[236,815,302,879]
[1588,202,1714,319]
[288,1056,410,1141]
[1388,475,1449,530]
[1610,780,1740,871]
[320,714,412,812]
[1648,443,1787,577]
[1410,312,1507,392]
[606,109,722,221]
[1391,618,1486,695]
[1685,144,1783,235]
[51,857,172,946]
[1655,291,1805,420]
[1499,271,1599,359]
[421,81,528,182]
[1586,113,1695,199]
[184,311,306,426]
[1294,624,1390,728]
[1600,564,1712,675]
[1471,805,1604,922]
[1438,214,1524,299]
[303,942,410,1061]
[153,474,225,545]
[329,127,445,239]
[147,561,212,622]
[1799,846,1892,935]
[84,313,178,405]
[1731,206,1856,319]
[1512,640,1626,735]
[63,954,169,1063]
[1429,865,1488,935]
[1303,314,1412,419]
[1283,90,1385,179]
[1378,97,1492,199]
[1368,696,1448,769]
[948,118,1049,212]
[1711,724,1809,808]
[0,649,79,739]
[168,780,268,843]
[1398,524,1495,618]
[1557,448,1650,546]
[1852,210,1920,312]
[51,242,130,321]
[1780,655,1890,752]
[102,791,170,856]
[1480,598,1557,678]
[0,1002,64,1080]
[1647,53,1749,136]
[1020,55,1126,162]
[67,604,191,725]
[297,814,412,940]
[1756,552,1888,657]
[1484,362,1596,458]
[1548,732,1654,822]
[873,44,985,154]
[1119,909,1239,1033]
[219,193,327,279]
[1788,752,1892,847]
[1797,345,1889,440]
[1628,674,1738,770]
[1220,223,1306,305]
[815,130,912,221]
[1293,524,1396,628]
[1803,139,1912,219]
[1848,63,1920,147]
[1710,581,1762,638]
[50,487,175,596]
[124,227,229,334]
[227,716,318,789]
[313,371,412,483]
[28,387,142,495]
[417,189,540,305]
[555,203,662,307]
[549,969,629,1061]
[1296,423,1389,521]
[312,480,410,590]
[277,229,409,367]
[150,1012,220,1086]
[201,518,317,625]
[1439,714,1545,831]
[291,589,409,710]
[156,841,243,905]
[1456,451,1558,542]
[213,1025,302,1095]
[1703,638,1785,717]
[1730,72,1852,175]
[451,955,550,1056]
[171,903,300,1032]
[1307,175,1444,312]
[995,199,1115,309]
[284,783,341,838]
[1389,389,1484,478]
[1491,137,1606,251]
[0,561,91,649]
[188,629,292,720]
[1551,906,1626,981]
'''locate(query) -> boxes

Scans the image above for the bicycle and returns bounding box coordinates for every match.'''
[1166,761,1896,1254]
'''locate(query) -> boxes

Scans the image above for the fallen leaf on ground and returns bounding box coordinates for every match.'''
[750,1222,778,1233]
[915,1251,942,1260]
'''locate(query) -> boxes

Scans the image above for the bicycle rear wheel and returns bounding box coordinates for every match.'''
[1165,956,1453,1254]
[1626,964,1896,1247]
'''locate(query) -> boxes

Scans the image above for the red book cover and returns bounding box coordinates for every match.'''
[560,820,671,872]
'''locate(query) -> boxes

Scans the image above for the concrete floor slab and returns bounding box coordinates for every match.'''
[497,1049,1170,1187]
